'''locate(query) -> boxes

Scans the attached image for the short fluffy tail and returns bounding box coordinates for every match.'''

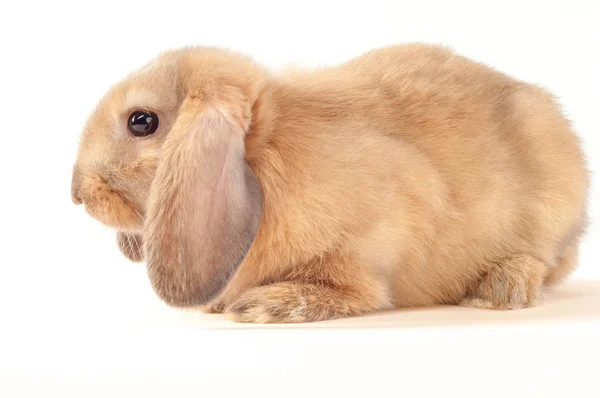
[544,240,580,286]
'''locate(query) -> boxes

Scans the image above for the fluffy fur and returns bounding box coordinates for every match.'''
[72,44,589,323]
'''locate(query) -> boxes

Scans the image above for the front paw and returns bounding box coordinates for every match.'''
[226,283,315,324]
[117,232,144,262]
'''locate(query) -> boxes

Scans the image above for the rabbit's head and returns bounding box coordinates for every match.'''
[72,48,268,305]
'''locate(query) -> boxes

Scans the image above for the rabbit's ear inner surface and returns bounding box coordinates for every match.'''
[144,99,262,306]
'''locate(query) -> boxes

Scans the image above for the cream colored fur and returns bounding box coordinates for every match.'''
[72,44,589,323]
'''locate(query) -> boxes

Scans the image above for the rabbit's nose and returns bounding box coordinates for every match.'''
[71,166,83,205]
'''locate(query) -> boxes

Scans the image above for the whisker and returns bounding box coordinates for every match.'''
[133,208,144,223]
[132,234,142,257]
[126,234,134,257]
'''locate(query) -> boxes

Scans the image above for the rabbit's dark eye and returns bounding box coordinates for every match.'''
[128,111,159,137]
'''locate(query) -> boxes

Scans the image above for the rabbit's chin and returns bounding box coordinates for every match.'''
[79,175,144,232]
[85,203,143,233]
[83,196,143,233]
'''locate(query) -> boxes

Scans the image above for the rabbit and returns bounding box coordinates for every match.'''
[71,43,589,323]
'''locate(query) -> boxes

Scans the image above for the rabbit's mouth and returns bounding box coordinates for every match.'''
[74,172,144,232]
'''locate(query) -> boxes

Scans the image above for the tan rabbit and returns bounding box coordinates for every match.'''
[72,44,589,323]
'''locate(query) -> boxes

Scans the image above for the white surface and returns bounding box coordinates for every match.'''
[0,0,599,397]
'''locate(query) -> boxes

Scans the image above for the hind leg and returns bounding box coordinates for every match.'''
[460,254,547,310]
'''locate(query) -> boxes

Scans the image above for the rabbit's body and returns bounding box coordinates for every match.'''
[73,44,588,323]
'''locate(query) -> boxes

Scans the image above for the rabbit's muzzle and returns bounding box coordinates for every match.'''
[71,166,83,205]
[71,165,143,232]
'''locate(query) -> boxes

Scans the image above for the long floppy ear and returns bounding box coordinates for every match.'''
[144,96,262,306]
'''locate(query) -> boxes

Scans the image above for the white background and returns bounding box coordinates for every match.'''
[0,1,598,397]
